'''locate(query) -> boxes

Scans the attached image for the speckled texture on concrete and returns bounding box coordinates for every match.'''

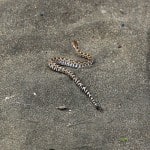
[0,0,150,150]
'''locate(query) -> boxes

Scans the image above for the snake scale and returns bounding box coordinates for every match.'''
[48,40,103,111]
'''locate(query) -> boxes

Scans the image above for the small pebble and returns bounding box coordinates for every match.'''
[118,45,122,48]
[67,123,72,127]
[33,92,37,96]
[120,9,125,14]
[40,12,44,16]
[121,23,125,27]
[56,105,69,111]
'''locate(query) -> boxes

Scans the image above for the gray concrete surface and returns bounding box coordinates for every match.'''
[0,0,150,150]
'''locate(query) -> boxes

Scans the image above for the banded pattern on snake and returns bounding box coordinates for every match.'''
[48,40,103,111]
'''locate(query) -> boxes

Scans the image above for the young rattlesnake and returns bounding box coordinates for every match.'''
[48,40,103,111]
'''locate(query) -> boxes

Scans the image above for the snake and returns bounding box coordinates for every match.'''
[48,40,103,112]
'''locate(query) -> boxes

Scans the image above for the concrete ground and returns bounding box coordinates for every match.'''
[0,0,150,150]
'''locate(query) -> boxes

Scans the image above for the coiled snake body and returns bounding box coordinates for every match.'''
[48,40,103,111]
